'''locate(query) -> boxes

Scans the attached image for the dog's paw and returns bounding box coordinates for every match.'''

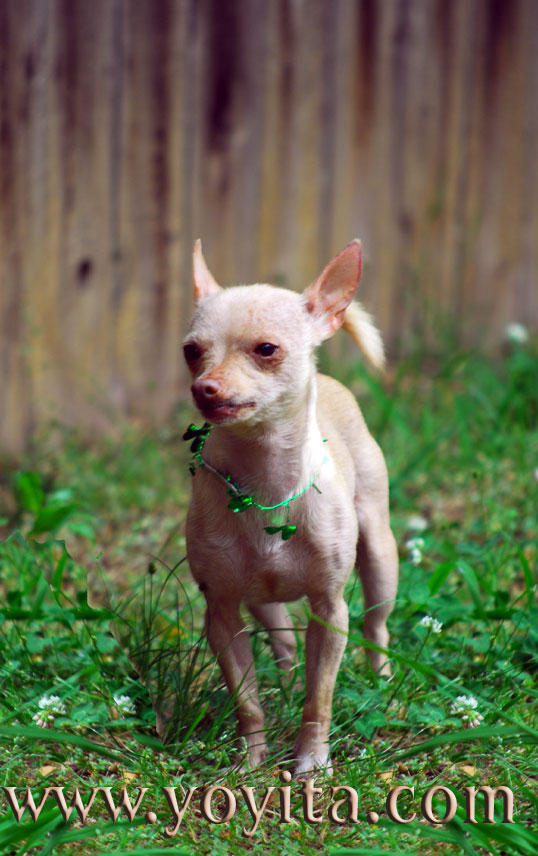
[293,753,333,780]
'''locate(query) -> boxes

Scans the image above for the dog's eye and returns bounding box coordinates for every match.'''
[254,343,279,357]
[183,342,202,363]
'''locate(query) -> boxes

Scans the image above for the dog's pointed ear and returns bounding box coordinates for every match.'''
[303,240,362,340]
[193,239,222,301]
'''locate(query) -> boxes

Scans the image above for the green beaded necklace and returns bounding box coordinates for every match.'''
[183,423,327,540]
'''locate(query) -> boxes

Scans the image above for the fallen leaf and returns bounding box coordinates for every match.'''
[458,764,477,777]
[39,765,57,777]
[122,771,138,781]
[378,770,394,783]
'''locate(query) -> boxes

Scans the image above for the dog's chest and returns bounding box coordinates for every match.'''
[188,456,357,603]
[189,505,311,602]
[246,531,309,601]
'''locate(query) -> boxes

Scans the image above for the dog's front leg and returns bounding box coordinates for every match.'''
[204,595,267,767]
[294,592,348,777]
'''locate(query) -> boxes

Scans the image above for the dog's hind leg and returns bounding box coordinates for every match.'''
[354,440,399,675]
[356,522,398,675]
[247,602,297,673]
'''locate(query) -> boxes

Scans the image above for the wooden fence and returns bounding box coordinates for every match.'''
[1,0,537,451]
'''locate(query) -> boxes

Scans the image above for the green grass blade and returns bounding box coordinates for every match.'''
[394,724,532,761]
[0,725,121,762]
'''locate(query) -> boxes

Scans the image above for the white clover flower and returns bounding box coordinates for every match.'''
[418,615,443,633]
[113,694,136,715]
[451,694,478,712]
[505,322,529,344]
[32,695,67,728]
[450,695,484,728]
[466,714,484,728]
[406,537,424,565]
[38,695,66,713]
[407,514,428,532]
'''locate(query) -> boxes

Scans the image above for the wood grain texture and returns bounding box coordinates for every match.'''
[1,0,537,450]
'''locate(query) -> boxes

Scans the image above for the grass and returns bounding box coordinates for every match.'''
[0,334,537,855]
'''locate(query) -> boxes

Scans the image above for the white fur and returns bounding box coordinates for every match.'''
[343,302,386,370]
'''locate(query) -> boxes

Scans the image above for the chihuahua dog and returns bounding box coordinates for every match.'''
[183,239,398,776]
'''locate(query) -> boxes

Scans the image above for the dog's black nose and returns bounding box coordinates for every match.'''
[191,378,221,400]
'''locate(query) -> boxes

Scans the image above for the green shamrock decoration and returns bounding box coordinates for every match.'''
[264,524,297,540]
[183,422,326,540]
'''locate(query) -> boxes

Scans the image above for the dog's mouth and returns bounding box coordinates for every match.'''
[196,399,256,423]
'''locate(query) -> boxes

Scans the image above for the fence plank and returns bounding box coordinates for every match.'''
[0,0,537,451]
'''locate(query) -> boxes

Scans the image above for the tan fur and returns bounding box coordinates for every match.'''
[183,240,398,776]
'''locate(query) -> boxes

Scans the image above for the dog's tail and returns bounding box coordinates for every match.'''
[342,302,386,370]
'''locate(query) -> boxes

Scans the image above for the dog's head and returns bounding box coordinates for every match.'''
[183,240,362,427]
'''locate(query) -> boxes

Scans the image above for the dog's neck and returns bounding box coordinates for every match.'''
[208,375,325,504]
